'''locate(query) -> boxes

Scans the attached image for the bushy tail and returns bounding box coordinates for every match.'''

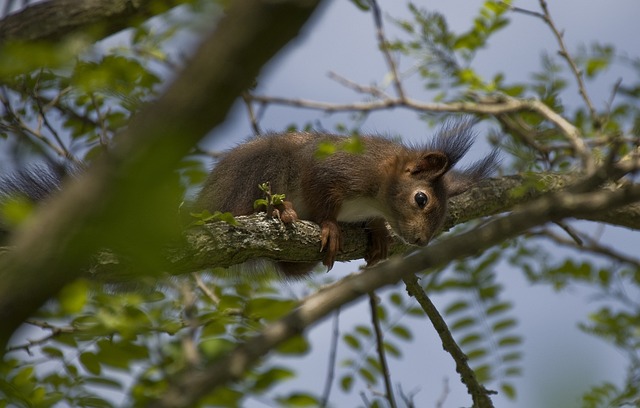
[445,148,500,197]
[0,165,71,242]
[0,166,66,202]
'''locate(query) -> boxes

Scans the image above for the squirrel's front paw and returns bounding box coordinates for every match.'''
[276,200,298,224]
[320,220,341,270]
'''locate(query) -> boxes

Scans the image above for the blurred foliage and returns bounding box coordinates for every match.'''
[0,0,639,407]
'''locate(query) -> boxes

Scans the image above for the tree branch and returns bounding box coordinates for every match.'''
[0,0,323,352]
[0,0,187,43]
[74,173,640,283]
[247,93,591,167]
[403,274,495,408]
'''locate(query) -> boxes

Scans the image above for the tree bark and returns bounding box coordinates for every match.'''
[0,0,187,43]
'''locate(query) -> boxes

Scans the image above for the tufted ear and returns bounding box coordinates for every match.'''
[408,152,450,178]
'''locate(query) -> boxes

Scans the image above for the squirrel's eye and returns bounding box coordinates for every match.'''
[414,192,428,208]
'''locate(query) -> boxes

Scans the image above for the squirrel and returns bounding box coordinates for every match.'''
[196,119,499,276]
[0,121,497,277]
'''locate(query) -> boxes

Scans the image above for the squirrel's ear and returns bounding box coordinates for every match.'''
[408,152,450,178]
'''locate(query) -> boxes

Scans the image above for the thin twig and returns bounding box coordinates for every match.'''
[397,384,418,408]
[320,309,340,408]
[538,1,597,120]
[327,71,391,99]
[247,93,590,167]
[403,274,496,408]
[5,320,76,354]
[0,87,83,165]
[435,378,450,408]
[89,92,111,147]
[369,0,406,100]
[507,1,596,171]
[192,273,220,304]
[242,92,262,135]
[180,280,201,367]
[33,70,77,162]
[368,292,397,408]
[533,229,640,268]
[554,221,584,246]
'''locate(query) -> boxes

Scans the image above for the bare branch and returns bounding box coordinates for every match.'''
[320,310,340,408]
[192,273,219,304]
[369,0,405,100]
[403,274,495,408]
[327,71,391,99]
[369,292,397,408]
[534,229,640,269]
[246,93,591,167]
[71,174,637,284]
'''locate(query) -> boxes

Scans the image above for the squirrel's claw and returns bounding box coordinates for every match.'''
[320,220,341,270]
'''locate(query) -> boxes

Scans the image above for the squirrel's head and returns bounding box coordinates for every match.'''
[383,119,499,246]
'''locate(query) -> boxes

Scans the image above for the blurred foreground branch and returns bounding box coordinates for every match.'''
[151,180,640,408]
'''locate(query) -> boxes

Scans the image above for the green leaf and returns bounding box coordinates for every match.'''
[389,292,403,307]
[343,334,361,350]
[391,325,413,341]
[246,297,297,321]
[444,300,469,315]
[486,302,512,316]
[315,141,338,159]
[358,367,376,384]
[500,382,517,399]
[350,0,370,11]
[492,318,517,332]
[277,335,310,355]
[42,346,64,359]
[340,375,354,392]
[0,195,35,228]
[472,364,492,382]
[277,393,318,407]
[58,279,89,314]
[459,333,482,347]
[253,367,295,392]
[383,341,401,358]
[355,325,372,337]
[200,338,234,359]
[450,316,476,331]
[498,336,522,347]
[192,210,238,226]
[80,352,102,375]
[466,348,488,360]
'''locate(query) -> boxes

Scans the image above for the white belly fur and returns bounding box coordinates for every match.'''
[337,197,388,222]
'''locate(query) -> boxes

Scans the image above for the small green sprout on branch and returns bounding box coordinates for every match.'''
[190,210,238,227]
[254,182,296,223]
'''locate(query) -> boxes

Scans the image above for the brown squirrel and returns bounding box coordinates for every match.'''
[196,119,498,276]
